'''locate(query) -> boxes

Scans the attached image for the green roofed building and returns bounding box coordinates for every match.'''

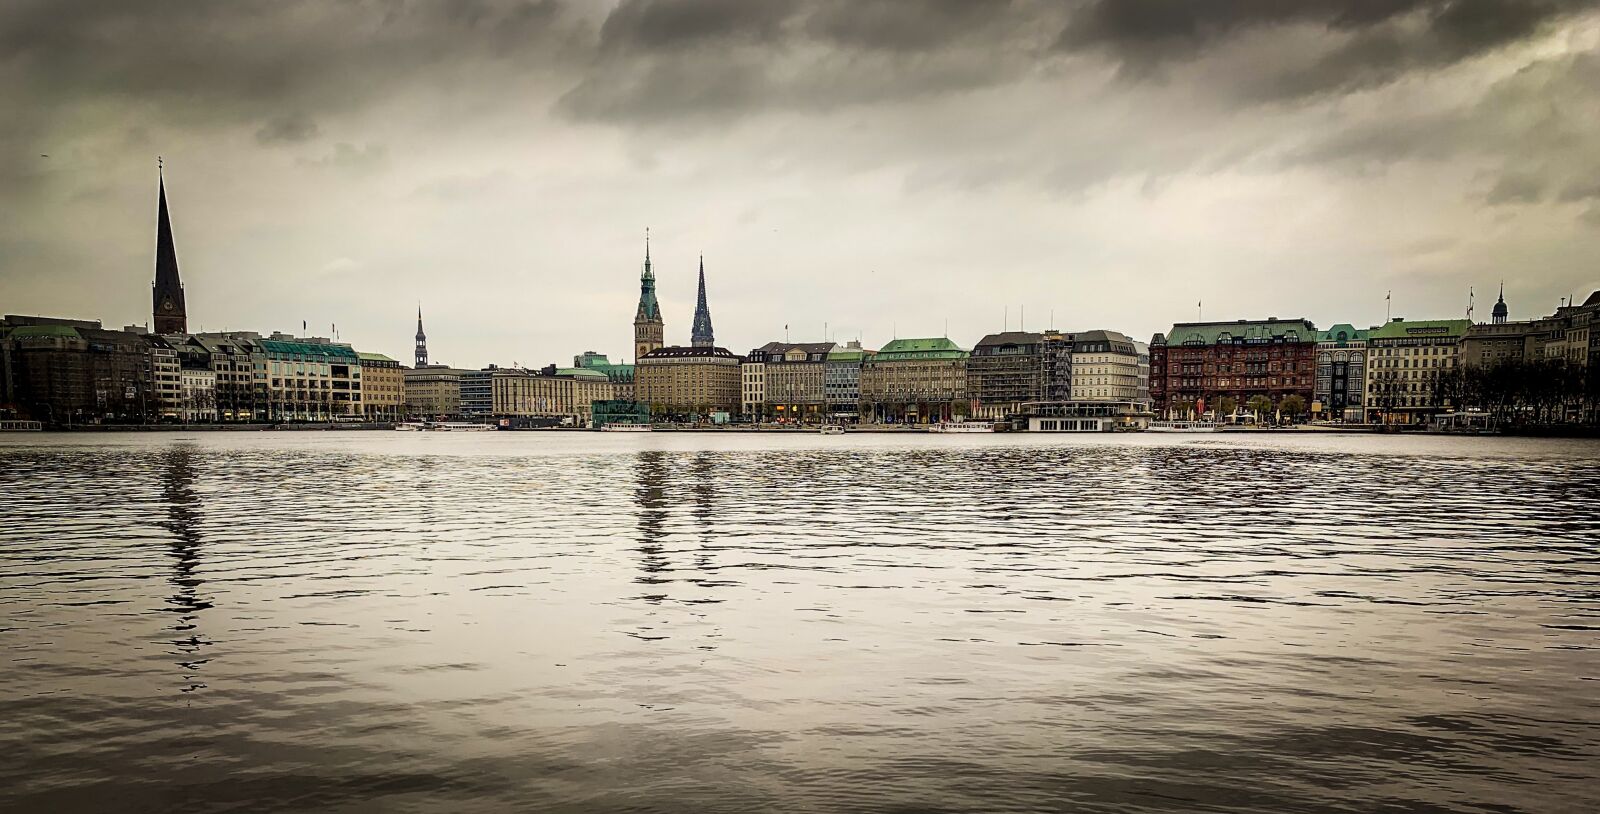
[1363,318,1471,424]
[1149,317,1318,420]
[260,337,363,421]
[1314,324,1370,422]
[861,337,969,423]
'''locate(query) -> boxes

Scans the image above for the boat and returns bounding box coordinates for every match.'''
[819,425,846,435]
[601,423,652,432]
[394,421,427,431]
[0,420,43,432]
[928,421,994,433]
[431,421,496,432]
[1146,420,1222,432]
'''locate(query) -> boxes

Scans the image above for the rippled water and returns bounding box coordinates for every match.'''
[2,431,1598,813]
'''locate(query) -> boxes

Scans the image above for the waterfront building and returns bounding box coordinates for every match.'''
[633,234,664,362]
[741,354,765,419]
[460,367,495,418]
[414,307,429,369]
[491,365,615,424]
[178,365,217,423]
[190,334,267,421]
[147,335,182,417]
[634,345,742,417]
[575,351,635,402]
[1071,329,1145,406]
[859,337,969,424]
[404,365,465,418]
[751,341,834,423]
[592,399,650,427]
[1314,324,1369,422]
[0,316,155,425]
[152,173,188,335]
[1151,318,1318,419]
[968,332,1045,419]
[1363,318,1469,424]
[260,336,363,421]
[358,352,405,421]
[824,341,873,420]
[691,256,715,348]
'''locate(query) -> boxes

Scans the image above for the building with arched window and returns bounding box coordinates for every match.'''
[1314,324,1368,422]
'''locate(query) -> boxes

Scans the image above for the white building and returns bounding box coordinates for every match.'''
[179,366,218,423]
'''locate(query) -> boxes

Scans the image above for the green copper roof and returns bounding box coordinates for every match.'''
[261,339,360,360]
[555,367,611,380]
[1318,324,1369,342]
[7,324,82,338]
[873,337,968,360]
[357,352,397,362]
[1368,318,1470,341]
[827,348,866,362]
[1166,319,1316,345]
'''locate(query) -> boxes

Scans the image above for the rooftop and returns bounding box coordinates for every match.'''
[873,337,969,360]
[1367,318,1471,341]
[1166,318,1317,346]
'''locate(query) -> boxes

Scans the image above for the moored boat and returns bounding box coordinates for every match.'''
[1146,420,1221,433]
[819,425,846,435]
[601,422,652,432]
[928,421,994,433]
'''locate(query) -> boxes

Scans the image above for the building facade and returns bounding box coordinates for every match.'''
[824,341,873,420]
[1071,329,1145,406]
[178,366,218,423]
[404,365,465,418]
[1,316,156,425]
[260,337,363,421]
[575,351,635,402]
[635,346,742,416]
[860,337,969,423]
[1314,324,1368,422]
[1363,318,1469,423]
[751,341,834,423]
[741,356,765,418]
[1151,318,1318,419]
[967,331,1045,419]
[358,352,405,421]
[460,367,495,418]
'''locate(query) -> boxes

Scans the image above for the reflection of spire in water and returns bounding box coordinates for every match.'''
[160,445,211,693]
[690,452,715,569]
[634,451,671,595]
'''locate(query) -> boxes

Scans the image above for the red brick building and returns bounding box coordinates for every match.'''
[1149,318,1318,419]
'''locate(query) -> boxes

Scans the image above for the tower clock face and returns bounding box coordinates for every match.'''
[161,299,175,312]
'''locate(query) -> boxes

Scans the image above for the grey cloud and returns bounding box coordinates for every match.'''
[1485,172,1546,205]
[299,142,388,174]
[1558,179,1600,203]
[255,112,320,144]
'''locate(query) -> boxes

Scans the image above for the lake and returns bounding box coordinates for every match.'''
[2,431,1597,813]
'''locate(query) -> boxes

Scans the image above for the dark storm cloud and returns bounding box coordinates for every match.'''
[1063,0,1591,100]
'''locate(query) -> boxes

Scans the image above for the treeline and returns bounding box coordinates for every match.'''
[1433,358,1598,425]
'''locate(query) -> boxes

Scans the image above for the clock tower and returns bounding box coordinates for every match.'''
[152,168,188,335]
[633,229,664,361]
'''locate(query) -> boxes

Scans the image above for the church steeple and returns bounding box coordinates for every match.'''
[691,254,714,347]
[152,162,187,335]
[415,305,429,368]
[633,229,664,360]
[1492,281,1508,324]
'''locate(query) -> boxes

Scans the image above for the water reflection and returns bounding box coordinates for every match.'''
[158,444,211,693]
[634,450,671,595]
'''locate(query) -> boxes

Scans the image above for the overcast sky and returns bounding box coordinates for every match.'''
[3,0,1598,366]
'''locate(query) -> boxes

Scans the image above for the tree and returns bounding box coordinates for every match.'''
[1247,395,1272,422]
[1216,396,1238,420]
[1279,394,1306,422]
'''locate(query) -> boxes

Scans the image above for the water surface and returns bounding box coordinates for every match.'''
[2,432,1597,812]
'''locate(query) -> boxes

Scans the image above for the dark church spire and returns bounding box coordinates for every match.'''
[1492,281,1508,324]
[415,305,428,368]
[152,161,187,334]
[691,254,714,348]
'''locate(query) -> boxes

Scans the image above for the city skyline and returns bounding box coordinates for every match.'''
[4,1,1600,369]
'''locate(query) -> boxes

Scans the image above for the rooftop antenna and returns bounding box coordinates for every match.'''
[1385,290,1392,321]
[1020,305,1025,332]
[1198,300,1203,322]
[1004,305,1008,331]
